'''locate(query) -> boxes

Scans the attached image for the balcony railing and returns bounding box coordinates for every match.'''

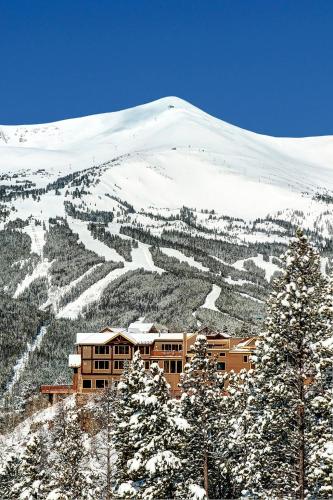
[40,384,74,394]
[151,350,183,357]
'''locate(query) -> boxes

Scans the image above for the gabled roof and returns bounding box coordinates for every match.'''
[76,331,189,346]
[197,326,230,339]
[230,337,258,353]
[128,322,157,334]
[76,331,137,345]
[99,326,126,333]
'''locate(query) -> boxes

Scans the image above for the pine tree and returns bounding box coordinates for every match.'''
[17,432,47,499]
[93,383,118,499]
[179,333,224,499]
[304,275,333,498]
[113,352,148,497]
[47,402,97,499]
[218,369,255,499]
[242,230,326,499]
[125,362,189,499]
[0,453,22,500]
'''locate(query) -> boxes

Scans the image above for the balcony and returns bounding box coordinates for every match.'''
[151,350,183,357]
[40,384,74,395]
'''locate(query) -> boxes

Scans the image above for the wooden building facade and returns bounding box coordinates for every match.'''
[62,324,256,397]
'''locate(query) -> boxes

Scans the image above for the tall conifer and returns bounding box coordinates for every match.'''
[243,230,326,498]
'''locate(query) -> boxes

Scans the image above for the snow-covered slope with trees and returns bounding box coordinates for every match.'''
[0,97,332,416]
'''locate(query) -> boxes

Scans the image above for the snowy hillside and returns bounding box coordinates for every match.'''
[0,97,333,409]
[1,96,333,221]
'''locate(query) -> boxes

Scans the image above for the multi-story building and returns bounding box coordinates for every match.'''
[41,323,256,402]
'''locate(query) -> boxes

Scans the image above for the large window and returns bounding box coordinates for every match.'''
[144,360,150,370]
[217,362,225,371]
[83,379,92,389]
[114,360,125,370]
[96,379,108,389]
[139,346,150,355]
[164,360,183,373]
[161,344,182,351]
[114,345,130,355]
[95,346,110,355]
[94,360,109,370]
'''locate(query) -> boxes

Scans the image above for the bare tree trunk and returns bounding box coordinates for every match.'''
[106,388,112,499]
[204,450,209,498]
[299,343,305,500]
[299,388,305,499]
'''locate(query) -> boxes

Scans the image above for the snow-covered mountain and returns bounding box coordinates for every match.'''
[1,97,333,410]
[1,96,333,222]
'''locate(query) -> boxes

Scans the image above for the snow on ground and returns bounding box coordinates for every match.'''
[14,259,51,298]
[0,396,75,461]
[56,266,130,319]
[223,276,253,286]
[238,292,265,304]
[192,310,202,328]
[160,247,210,272]
[67,217,125,262]
[22,219,46,256]
[232,254,280,282]
[41,263,104,312]
[57,240,164,319]
[200,284,221,312]
[1,96,332,223]
[320,256,329,275]
[5,326,49,395]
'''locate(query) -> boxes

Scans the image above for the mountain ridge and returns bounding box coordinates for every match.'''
[0,96,332,413]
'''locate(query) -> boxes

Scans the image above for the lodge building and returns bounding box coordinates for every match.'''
[41,322,256,401]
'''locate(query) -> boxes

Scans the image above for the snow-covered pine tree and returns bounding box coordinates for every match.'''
[304,275,333,498]
[243,229,326,499]
[16,432,47,499]
[218,369,255,499]
[179,333,224,499]
[112,352,148,497]
[0,453,22,499]
[125,362,189,499]
[47,402,97,499]
[94,383,118,499]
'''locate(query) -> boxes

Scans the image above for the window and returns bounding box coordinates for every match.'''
[220,352,226,357]
[243,356,248,363]
[114,345,129,355]
[217,362,225,371]
[144,360,150,370]
[95,346,110,355]
[96,379,108,389]
[94,360,109,370]
[161,344,182,351]
[114,360,125,370]
[83,379,92,389]
[139,346,150,355]
[164,360,183,373]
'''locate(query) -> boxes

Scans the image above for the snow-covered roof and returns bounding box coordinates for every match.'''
[68,354,81,367]
[230,337,257,352]
[75,330,188,345]
[128,322,156,333]
[130,332,187,344]
[77,332,108,344]
[100,326,127,333]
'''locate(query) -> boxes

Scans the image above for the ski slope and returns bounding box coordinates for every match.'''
[1,96,333,222]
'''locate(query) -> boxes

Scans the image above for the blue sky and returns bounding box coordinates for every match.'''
[1,0,332,136]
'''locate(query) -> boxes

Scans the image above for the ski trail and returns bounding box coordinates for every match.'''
[6,325,48,395]
[200,284,221,312]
